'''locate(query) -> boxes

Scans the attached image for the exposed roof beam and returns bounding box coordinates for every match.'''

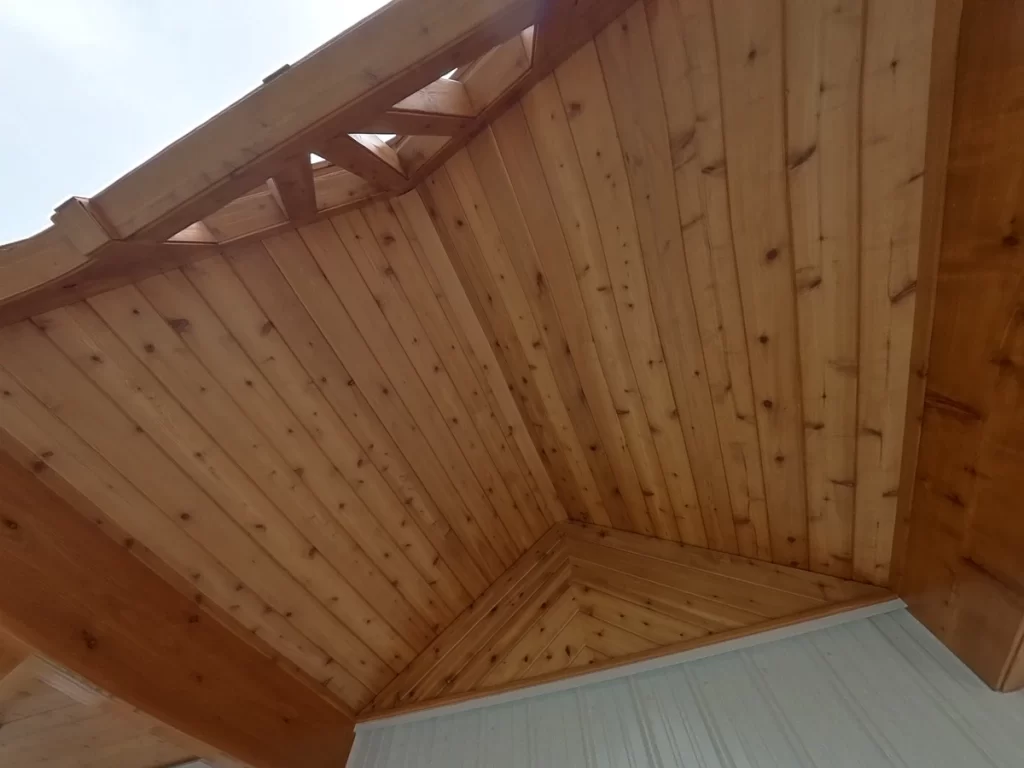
[317,134,409,192]
[89,0,541,242]
[268,156,318,221]
[0,240,221,327]
[0,448,354,768]
[361,79,475,136]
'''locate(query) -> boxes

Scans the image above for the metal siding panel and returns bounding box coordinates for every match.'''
[349,610,1024,767]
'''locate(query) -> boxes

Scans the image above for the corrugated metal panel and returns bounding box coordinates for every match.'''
[350,610,1024,767]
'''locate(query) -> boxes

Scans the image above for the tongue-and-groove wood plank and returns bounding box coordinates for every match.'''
[361,521,889,717]
[0,0,942,721]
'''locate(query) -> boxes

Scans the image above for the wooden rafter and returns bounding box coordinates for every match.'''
[361,79,475,136]
[0,0,645,324]
[94,0,542,243]
[268,156,317,221]
[317,134,408,192]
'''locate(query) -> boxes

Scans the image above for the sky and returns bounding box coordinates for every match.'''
[0,0,389,243]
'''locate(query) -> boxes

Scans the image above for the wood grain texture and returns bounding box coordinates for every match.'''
[362,520,888,717]
[0,194,561,709]
[0,0,946,717]
[408,0,934,586]
[0,452,354,768]
[898,0,1024,693]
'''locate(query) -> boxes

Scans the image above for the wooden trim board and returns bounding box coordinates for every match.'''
[360,521,893,722]
[358,596,902,728]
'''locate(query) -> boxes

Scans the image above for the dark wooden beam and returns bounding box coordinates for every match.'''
[0,450,355,767]
[898,0,1024,692]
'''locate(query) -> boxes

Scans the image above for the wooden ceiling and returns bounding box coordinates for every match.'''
[0,0,948,730]
[364,521,887,717]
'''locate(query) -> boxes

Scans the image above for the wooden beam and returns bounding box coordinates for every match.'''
[0,241,221,327]
[399,0,639,182]
[890,1,963,589]
[898,0,1024,692]
[318,134,409,192]
[361,79,475,136]
[0,450,354,768]
[88,0,541,243]
[267,156,318,221]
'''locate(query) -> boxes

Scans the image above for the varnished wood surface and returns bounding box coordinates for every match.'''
[0,0,951,718]
[898,0,1024,692]
[0,452,354,768]
[422,0,939,585]
[0,204,561,712]
[363,521,888,716]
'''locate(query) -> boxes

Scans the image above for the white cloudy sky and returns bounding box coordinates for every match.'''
[0,0,388,242]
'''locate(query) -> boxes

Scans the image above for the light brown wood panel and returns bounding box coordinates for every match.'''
[596,8,738,553]
[489,105,662,540]
[420,167,595,522]
[712,0,809,567]
[0,0,949,719]
[182,255,472,616]
[362,520,889,717]
[293,221,521,566]
[392,191,567,530]
[899,0,1024,692]
[0,452,354,768]
[521,74,704,544]
[784,0,862,578]
[0,192,565,710]
[0,391,374,712]
[644,0,770,558]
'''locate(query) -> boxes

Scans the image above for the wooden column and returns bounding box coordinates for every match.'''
[897,0,1024,691]
[0,451,354,767]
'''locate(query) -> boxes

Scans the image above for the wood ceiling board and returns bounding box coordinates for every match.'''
[420,167,594,523]
[0,453,355,768]
[361,521,889,718]
[391,191,567,528]
[0,0,952,724]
